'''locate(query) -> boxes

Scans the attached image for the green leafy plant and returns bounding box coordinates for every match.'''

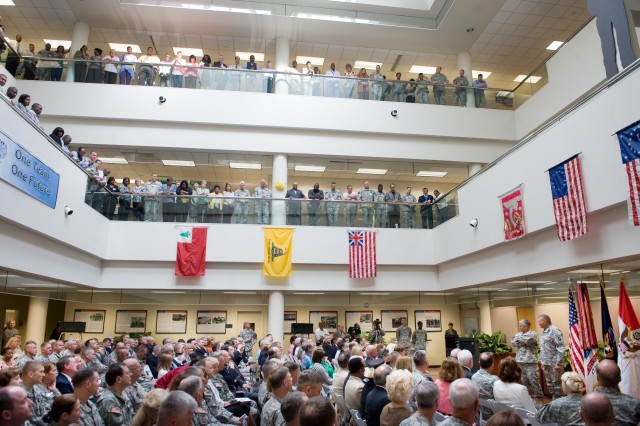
[473,331,513,354]
[563,343,606,370]
[113,331,152,343]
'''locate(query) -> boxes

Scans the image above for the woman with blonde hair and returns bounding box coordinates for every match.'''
[535,371,584,425]
[157,353,173,379]
[395,356,413,372]
[380,369,413,426]
[435,357,464,415]
[131,388,168,426]
[5,335,22,359]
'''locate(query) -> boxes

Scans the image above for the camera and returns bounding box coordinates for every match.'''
[469,218,478,228]
[159,96,166,104]
[390,110,398,117]
[64,206,74,216]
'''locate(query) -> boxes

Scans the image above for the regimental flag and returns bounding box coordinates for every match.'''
[615,119,640,226]
[175,227,207,276]
[600,280,618,362]
[548,155,588,241]
[499,185,526,241]
[348,230,376,279]
[618,278,640,398]
[568,284,599,392]
[264,228,293,277]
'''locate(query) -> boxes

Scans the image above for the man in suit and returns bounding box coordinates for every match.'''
[458,349,474,379]
[418,187,435,229]
[55,356,78,394]
[364,364,392,426]
[285,182,306,225]
[212,54,228,90]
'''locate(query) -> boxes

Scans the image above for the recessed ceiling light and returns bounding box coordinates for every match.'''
[236,52,265,61]
[162,160,195,167]
[0,0,15,5]
[77,290,113,293]
[223,291,257,294]
[514,75,542,83]
[472,70,492,79]
[151,290,187,294]
[357,168,387,175]
[292,292,325,295]
[44,39,72,49]
[570,269,617,274]
[230,162,262,169]
[354,61,382,70]
[295,165,326,172]
[108,43,142,53]
[508,280,555,284]
[99,157,129,164]
[296,56,325,66]
[409,65,437,75]
[173,47,204,57]
[546,41,564,51]
[360,292,391,295]
[416,171,447,177]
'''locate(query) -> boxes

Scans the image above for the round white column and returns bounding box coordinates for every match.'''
[468,163,482,176]
[25,295,48,343]
[271,154,288,225]
[65,21,90,82]
[457,51,475,108]
[275,37,290,95]
[268,291,285,343]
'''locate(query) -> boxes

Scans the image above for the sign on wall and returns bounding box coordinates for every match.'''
[73,309,105,334]
[156,310,188,334]
[0,129,60,208]
[115,310,147,334]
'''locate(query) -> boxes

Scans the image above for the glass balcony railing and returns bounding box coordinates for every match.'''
[83,183,458,229]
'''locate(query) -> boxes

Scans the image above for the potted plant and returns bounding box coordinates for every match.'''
[470,331,514,375]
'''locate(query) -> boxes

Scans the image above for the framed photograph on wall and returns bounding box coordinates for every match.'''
[309,311,338,332]
[284,311,297,334]
[156,310,188,334]
[73,309,106,334]
[414,310,442,332]
[345,311,374,332]
[381,310,408,332]
[196,311,227,334]
[115,310,147,334]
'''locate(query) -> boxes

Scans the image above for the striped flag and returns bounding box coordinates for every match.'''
[568,288,583,377]
[348,230,376,279]
[568,284,599,391]
[616,119,640,226]
[618,278,640,398]
[548,155,588,241]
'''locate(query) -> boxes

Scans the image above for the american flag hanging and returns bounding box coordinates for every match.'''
[616,120,640,226]
[549,155,588,241]
[348,230,376,279]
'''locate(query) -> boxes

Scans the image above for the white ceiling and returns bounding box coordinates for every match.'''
[0,0,592,89]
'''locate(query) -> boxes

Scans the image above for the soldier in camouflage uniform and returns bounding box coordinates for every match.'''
[535,371,583,425]
[470,352,498,420]
[253,179,272,225]
[73,368,105,426]
[436,379,479,426]
[96,363,135,426]
[452,69,469,107]
[511,319,543,399]
[396,318,412,347]
[593,359,640,426]
[344,185,358,227]
[239,322,258,358]
[399,381,440,426]
[197,358,244,425]
[401,187,417,228]
[16,341,38,371]
[374,184,387,228]
[431,66,449,105]
[357,181,375,228]
[412,322,428,352]
[35,342,52,363]
[325,182,343,227]
[212,360,259,419]
[261,367,292,426]
[234,181,251,224]
[537,314,565,399]
[21,361,53,426]
[49,340,64,363]
[122,358,146,413]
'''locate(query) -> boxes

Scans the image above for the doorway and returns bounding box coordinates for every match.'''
[237,311,265,357]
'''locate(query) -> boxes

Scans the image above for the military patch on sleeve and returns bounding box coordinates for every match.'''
[197,407,206,414]
[110,406,121,414]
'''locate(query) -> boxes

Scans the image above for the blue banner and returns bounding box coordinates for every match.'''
[0,129,60,208]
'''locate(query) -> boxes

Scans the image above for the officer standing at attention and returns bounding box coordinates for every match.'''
[431,66,449,105]
[233,181,251,224]
[253,179,272,225]
[473,73,487,108]
[412,322,428,352]
[358,181,375,228]
[396,318,412,348]
[344,185,358,227]
[96,363,135,426]
[511,319,543,401]
[325,181,343,227]
[401,187,417,228]
[537,314,565,399]
[307,183,324,226]
[452,69,469,107]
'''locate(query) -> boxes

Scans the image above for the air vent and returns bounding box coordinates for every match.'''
[390,55,403,72]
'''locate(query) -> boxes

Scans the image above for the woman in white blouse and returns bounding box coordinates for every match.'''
[492,356,537,412]
[222,182,235,224]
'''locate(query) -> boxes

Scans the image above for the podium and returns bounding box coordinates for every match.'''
[445,334,458,359]
[458,337,479,372]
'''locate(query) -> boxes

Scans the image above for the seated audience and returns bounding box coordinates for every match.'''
[380,368,413,426]
[435,357,463,415]
[580,392,615,426]
[593,360,640,426]
[155,390,197,426]
[485,410,526,426]
[42,394,81,426]
[437,378,479,426]
[299,396,338,426]
[492,357,536,412]
[536,371,584,425]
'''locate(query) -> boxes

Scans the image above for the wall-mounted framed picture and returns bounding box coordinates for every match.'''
[156,310,188,334]
[309,311,338,332]
[73,309,106,333]
[115,310,147,334]
[196,310,227,334]
[284,311,297,334]
[381,310,408,332]
[414,310,442,332]
[345,311,374,332]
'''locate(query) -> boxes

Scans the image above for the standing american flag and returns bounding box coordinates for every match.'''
[568,284,599,392]
[548,155,588,241]
[348,230,376,279]
[568,288,584,378]
[616,119,640,226]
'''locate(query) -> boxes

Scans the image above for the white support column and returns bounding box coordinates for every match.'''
[65,22,90,83]
[457,51,475,108]
[271,154,288,226]
[268,291,285,343]
[25,295,48,343]
[468,163,482,176]
[275,37,290,95]
[479,301,492,334]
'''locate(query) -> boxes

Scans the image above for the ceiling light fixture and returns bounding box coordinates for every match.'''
[77,290,113,293]
[151,290,187,294]
[546,41,564,51]
[162,160,196,167]
[295,165,326,172]
[472,70,492,79]
[229,162,262,169]
[99,157,129,164]
[570,269,617,274]
[357,168,387,175]
[514,75,542,84]
[409,65,437,75]
[173,47,204,57]
[223,291,257,295]
[354,61,382,70]
[416,171,447,177]
[292,292,325,295]
[0,0,15,5]
[108,43,142,53]
[360,292,391,295]
[236,52,265,61]
[296,56,325,66]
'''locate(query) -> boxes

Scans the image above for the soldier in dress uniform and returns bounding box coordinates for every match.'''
[452,69,469,107]
[511,319,543,399]
[401,187,417,228]
[325,181,343,227]
[239,322,258,358]
[374,184,387,228]
[396,318,412,348]
[412,322,428,352]
[344,185,358,227]
[253,179,272,225]
[234,181,252,224]
[358,181,375,228]
[73,368,105,426]
[96,363,135,426]
[431,66,449,105]
[537,314,565,399]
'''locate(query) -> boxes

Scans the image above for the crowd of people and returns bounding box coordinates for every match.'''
[2,315,639,426]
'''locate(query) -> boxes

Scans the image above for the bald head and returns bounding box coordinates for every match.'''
[580,392,615,426]
[596,360,621,388]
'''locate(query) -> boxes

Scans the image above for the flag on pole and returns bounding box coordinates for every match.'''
[348,230,377,278]
[499,185,526,241]
[175,227,207,276]
[568,287,584,379]
[576,282,599,392]
[600,279,618,361]
[548,155,588,241]
[615,119,640,226]
[264,228,293,277]
[618,278,640,398]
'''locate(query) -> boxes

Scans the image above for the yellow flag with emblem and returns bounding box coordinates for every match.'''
[264,228,293,277]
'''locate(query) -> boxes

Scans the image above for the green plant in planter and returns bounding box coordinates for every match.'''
[113,331,152,343]
[473,331,512,354]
